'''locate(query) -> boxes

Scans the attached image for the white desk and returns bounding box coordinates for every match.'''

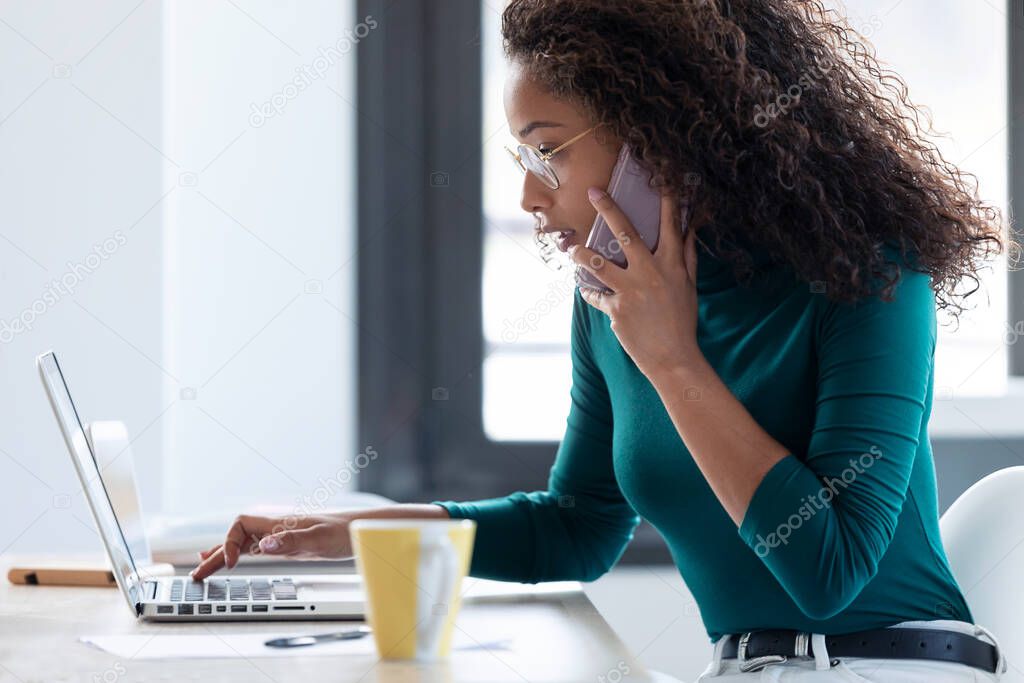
[0,556,661,683]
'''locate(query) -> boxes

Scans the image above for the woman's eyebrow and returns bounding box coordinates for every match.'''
[515,120,565,138]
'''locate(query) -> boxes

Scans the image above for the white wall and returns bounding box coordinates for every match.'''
[160,1,359,518]
[0,1,166,554]
[0,0,359,555]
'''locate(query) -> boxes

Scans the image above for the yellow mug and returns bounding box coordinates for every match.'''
[349,518,476,661]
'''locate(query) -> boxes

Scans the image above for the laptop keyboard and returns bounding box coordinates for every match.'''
[168,577,296,602]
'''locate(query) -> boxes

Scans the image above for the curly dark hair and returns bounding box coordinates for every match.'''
[503,0,1016,321]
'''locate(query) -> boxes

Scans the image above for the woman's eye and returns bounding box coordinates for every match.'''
[537,146,554,155]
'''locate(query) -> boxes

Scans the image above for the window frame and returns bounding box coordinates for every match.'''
[355,0,561,498]
[1010,0,1024,376]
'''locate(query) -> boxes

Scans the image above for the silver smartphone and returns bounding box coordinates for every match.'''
[575,144,689,294]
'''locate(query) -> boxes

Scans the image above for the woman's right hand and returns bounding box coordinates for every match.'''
[187,504,451,581]
[189,513,354,581]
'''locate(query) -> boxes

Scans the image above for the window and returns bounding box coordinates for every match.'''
[356,0,567,506]
[839,0,1009,400]
[480,0,1012,442]
[356,0,1021,562]
[480,0,576,442]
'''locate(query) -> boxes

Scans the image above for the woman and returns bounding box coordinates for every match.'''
[192,0,1013,679]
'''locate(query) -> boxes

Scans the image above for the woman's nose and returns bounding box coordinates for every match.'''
[519,171,553,215]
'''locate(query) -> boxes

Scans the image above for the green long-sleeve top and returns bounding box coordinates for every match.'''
[433,240,972,643]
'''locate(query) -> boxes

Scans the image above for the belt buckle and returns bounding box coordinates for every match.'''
[737,631,788,673]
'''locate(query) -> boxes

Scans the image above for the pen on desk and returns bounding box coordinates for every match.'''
[264,625,372,648]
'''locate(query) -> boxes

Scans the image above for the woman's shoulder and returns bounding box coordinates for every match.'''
[818,243,935,309]
[811,246,937,349]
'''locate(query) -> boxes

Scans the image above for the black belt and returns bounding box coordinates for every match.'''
[721,627,999,674]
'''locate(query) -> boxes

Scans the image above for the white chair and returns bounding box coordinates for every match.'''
[940,466,1024,678]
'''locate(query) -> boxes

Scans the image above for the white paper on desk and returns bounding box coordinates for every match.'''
[80,631,513,660]
[81,632,377,659]
[79,582,566,659]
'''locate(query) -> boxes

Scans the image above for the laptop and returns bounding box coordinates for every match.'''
[36,350,366,621]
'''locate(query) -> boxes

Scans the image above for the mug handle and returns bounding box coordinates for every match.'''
[416,533,458,658]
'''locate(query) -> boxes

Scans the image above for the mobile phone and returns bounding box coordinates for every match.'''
[575,144,689,294]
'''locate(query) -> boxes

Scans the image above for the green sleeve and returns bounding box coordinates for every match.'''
[737,268,936,619]
[432,289,640,583]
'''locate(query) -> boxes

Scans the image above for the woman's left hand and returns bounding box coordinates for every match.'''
[570,187,703,381]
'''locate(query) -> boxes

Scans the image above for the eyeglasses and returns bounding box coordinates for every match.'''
[504,124,599,190]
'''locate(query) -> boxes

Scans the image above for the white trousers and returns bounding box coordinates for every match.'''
[695,620,1008,682]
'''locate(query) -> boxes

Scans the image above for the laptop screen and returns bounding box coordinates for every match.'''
[37,351,143,613]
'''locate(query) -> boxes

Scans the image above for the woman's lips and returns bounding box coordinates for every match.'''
[554,230,577,252]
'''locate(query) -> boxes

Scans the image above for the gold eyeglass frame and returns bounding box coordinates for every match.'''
[504,123,601,190]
